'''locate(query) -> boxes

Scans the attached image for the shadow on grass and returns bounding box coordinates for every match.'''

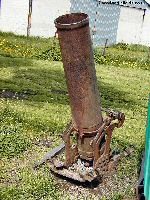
[0,56,33,68]
[0,56,139,110]
[0,57,146,173]
[98,80,136,110]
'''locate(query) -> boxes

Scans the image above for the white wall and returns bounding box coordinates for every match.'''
[0,0,70,37]
[116,6,150,46]
[116,7,143,44]
[0,0,28,35]
[140,8,150,46]
[30,0,70,37]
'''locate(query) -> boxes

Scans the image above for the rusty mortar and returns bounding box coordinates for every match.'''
[35,13,125,183]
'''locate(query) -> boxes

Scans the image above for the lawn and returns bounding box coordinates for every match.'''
[0,32,150,200]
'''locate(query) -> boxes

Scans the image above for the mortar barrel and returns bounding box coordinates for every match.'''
[55,13,103,134]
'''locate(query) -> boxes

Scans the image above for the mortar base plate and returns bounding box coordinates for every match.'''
[48,158,98,182]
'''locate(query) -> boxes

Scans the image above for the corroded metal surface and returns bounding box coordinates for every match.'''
[34,143,65,169]
[35,13,125,182]
[55,13,103,134]
[44,108,124,182]
[55,13,103,161]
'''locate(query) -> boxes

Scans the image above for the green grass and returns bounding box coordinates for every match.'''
[1,31,150,70]
[0,31,61,60]
[94,47,150,70]
[111,42,149,52]
[0,32,150,199]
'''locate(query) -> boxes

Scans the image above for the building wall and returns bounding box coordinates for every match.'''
[0,0,70,37]
[71,0,150,46]
[0,0,28,35]
[70,0,121,46]
[116,6,150,46]
[141,8,150,46]
[116,7,144,44]
[30,0,70,37]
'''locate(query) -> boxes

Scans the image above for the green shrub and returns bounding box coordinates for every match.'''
[36,40,61,61]
[94,47,150,70]
[112,43,149,52]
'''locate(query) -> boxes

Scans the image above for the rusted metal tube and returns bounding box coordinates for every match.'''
[55,13,103,134]
[36,13,125,179]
